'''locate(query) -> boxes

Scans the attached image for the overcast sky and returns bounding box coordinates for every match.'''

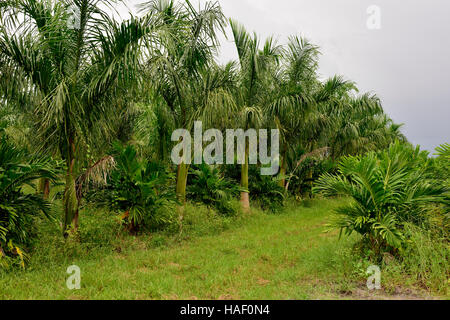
[120,0,450,152]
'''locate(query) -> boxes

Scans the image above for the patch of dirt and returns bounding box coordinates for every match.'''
[257,278,271,286]
[342,284,440,300]
[217,294,239,300]
[167,262,181,268]
[301,277,441,300]
[163,293,180,300]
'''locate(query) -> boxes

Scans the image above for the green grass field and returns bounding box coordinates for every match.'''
[0,198,445,300]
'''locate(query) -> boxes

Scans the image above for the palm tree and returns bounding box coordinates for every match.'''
[327,92,402,159]
[0,135,58,267]
[0,0,161,235]
[297,75,404,161]
[142,0,232,207]
[229,19,280,211]
[313,142,446,256]
[265,36,319,187]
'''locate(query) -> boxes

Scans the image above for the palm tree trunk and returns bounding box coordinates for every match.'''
[307,168,313,198]
[279,164,286,188]
[38,178,50,199]
[278,144,288,188]
[176,162,189,205]
[63,138,79,237]
[176,162,189,235]
[240,141,250,212]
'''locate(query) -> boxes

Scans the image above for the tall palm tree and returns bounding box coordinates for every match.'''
[142,0,232,207]
[281,75,356,195]
[265,36,319,187]
[298,75,404,160]
[0,0,161,235]
[229,19,280,211]
[327,93,400,158]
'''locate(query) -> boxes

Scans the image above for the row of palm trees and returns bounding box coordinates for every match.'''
[0,0,404,236]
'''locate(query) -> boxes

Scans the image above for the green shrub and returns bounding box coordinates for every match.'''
[313,142,447,258]
[224,164,285,212]
[286,154,337,198]
[433,143,450,221]
[249,173,285,212]
[181,202,236,238]
[0,137,58,268]
[90,144,176,233]
[187,164,240,216]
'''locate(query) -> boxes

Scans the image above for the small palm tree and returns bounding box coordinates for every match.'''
[188,164,239,215]
[313,142,446,257]
[0,136,58,268]
[90,143,175,234]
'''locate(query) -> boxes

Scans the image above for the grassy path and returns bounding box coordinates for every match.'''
[0,199,440,299]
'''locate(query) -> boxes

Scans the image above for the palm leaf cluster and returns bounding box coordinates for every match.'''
[187,163,239,215]
[314,142,447,255]
[0,0,168,234]
[0,135,58,267]
[89,143,175,233]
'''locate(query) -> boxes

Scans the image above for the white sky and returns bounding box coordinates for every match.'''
[117,0,450,152]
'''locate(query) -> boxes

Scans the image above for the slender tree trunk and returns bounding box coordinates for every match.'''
[176,162,189,235]
[38,178,50,199]
[278,144,288,188]
[240,141,250,212]
[306,168,313,199]
[43,179,50,199]
[63,138,79,237]
[278,163,286,188]
[176,162,189,205]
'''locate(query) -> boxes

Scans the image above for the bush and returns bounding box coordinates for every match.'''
[432,143,450,223]
[0,137,58,268]
[224,164,285,212]
[249,173,285,212]
[313,142,447,258]
[187,164,240,216]
[287,158,337,198]
[180,202,236,238]
[90,144,176,233]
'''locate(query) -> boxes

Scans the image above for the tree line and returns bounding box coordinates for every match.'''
[0,0,447,268]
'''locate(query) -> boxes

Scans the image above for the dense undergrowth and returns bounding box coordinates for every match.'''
[0,198,447,299]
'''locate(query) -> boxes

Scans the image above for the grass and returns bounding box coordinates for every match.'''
[0,198,447,300]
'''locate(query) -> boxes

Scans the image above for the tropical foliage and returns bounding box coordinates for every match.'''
[0,136,58,268]
[0,1,447,298]
[90,144,175,233]
[313,142,447,257]
[187,164,239,215]
[0,0,163,235]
